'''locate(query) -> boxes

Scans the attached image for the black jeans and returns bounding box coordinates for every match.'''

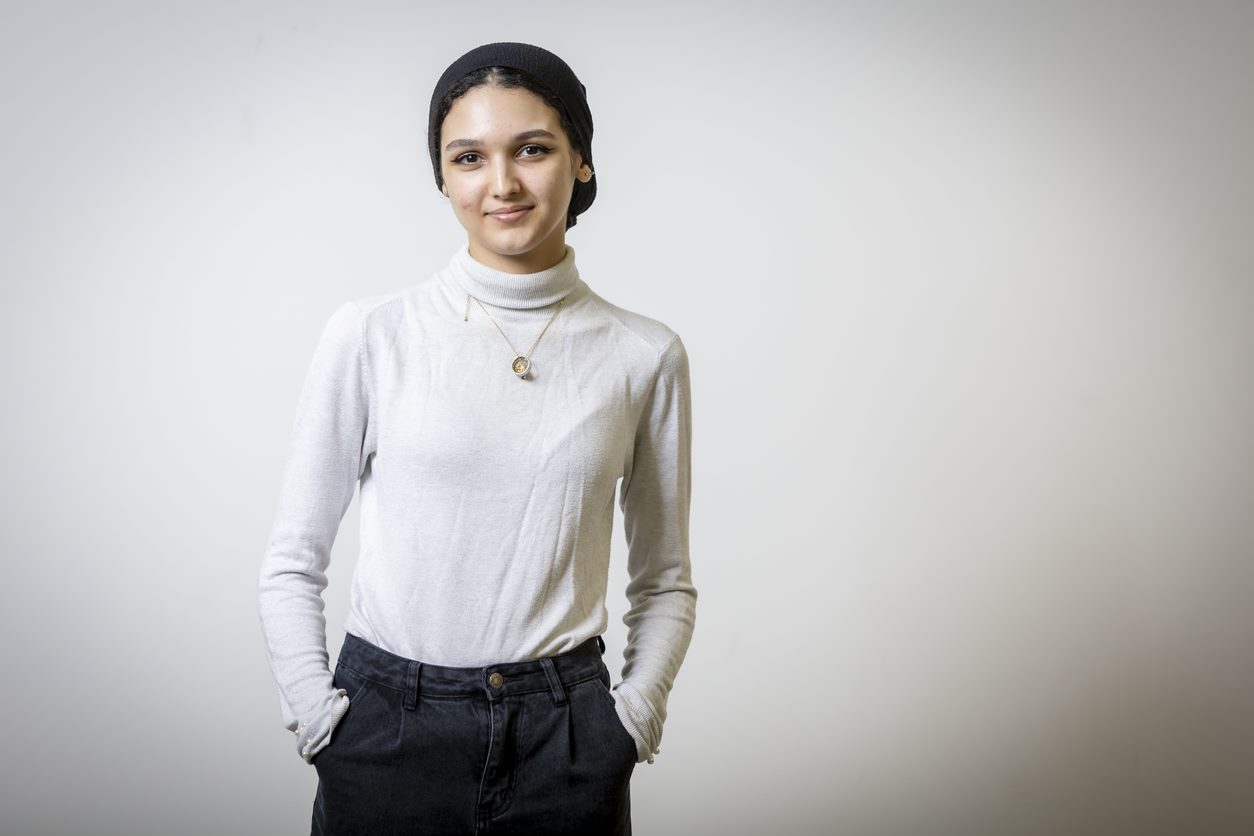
[311,631,637,835]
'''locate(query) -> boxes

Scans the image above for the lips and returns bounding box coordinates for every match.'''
[488,206,532,221]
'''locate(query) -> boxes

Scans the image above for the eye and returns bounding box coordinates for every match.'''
[518,144,552,158]
[453,152,482,165]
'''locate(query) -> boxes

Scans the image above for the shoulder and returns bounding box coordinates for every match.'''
[583,287,684,362]
[343,287,409,330]
[321,287,410,351]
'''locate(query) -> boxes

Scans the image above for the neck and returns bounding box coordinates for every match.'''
[448,241,580,309]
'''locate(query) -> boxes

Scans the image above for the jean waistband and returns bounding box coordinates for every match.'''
[335,632,608,706]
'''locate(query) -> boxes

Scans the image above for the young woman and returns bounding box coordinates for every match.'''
[257,41,696,835]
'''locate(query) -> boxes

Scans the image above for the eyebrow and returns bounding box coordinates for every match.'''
[444,129,558,153]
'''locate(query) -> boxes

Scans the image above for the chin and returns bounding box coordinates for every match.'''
[476,236,540,258]
[477,225,552,252]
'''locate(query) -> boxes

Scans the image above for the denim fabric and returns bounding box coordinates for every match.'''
[310,632,637,835]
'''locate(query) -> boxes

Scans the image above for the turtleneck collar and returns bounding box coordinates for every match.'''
[445,242,580,309]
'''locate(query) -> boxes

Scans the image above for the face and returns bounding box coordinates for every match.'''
[439,84,588,274]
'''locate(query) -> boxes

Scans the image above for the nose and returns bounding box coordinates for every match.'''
[490,156,521,197]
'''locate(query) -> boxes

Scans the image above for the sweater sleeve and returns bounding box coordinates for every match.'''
[610,333,698,764]
[256,301,375,764]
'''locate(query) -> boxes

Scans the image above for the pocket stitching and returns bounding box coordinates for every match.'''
[590,674,618,709]
[587,676,638,761]
[330,666,374,741]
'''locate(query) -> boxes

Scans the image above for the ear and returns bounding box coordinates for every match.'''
[572,153,592,183]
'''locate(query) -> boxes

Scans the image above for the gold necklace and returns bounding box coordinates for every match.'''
[464,292,568,379]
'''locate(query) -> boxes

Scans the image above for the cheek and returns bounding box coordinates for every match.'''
[448,187,476,213]
[534,174,568,201]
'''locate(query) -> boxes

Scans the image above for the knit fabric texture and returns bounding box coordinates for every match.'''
[257,243,696,765]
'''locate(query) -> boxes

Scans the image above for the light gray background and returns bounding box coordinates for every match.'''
[2,2,1251,835]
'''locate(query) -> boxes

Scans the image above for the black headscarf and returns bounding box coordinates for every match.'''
[428,42,596,229]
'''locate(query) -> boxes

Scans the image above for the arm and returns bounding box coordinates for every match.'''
[256,301,375,763]
[611,333,698,764]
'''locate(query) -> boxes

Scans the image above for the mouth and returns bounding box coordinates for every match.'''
[487,206,532,222]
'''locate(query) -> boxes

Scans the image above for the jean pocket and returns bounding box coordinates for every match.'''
[312,665,374,766]
[590,668,639,764]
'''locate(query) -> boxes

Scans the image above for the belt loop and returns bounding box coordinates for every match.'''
[596,635,606,655]
[538,656,567,706]
[404,660,422,711]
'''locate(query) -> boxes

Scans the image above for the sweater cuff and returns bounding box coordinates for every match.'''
[611,681,663,764]
[292,687,350,764]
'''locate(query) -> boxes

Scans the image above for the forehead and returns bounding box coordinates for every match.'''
[442,84,564,139]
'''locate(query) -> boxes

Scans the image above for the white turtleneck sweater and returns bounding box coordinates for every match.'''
[257,242,696,766]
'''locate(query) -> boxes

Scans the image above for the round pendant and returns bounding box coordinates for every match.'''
[512,355,531,378]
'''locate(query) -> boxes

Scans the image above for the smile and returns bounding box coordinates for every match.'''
[488,207,532,222]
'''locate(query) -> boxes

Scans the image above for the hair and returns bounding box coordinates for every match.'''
[431,66,587,231]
